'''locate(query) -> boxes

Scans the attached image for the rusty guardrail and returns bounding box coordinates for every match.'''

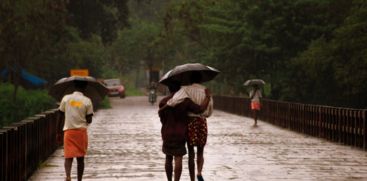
[0,109,63,181]
[213,96,367,149]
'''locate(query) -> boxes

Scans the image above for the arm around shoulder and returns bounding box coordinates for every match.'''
[185,89,211,114]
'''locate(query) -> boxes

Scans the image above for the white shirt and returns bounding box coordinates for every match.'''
[250,89,262,103]
[167,83,213,118]
[59,91,94,131]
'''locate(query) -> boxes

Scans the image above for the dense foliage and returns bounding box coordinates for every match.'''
[0,0,128,126]
[0,0,366,114]
[0,83,55,127]
[157,0,366,108]
[289,1,367,107]
[66,0,129,44]
[0,0,130,81]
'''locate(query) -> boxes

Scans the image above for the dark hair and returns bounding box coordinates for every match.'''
[168,81,181,93]
[190,71,202,84]
[74,80,88,90]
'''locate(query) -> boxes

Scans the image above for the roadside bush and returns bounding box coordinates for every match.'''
[99,97,111,109]
[0,83,56,128]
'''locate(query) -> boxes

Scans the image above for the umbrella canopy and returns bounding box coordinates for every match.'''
[159,63,220,86]
[243,79,266,87]
[49,76,108,103]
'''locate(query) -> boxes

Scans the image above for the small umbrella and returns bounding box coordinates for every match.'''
[159,63,220,86]
[243,79,266,87]
[49,76,108,103]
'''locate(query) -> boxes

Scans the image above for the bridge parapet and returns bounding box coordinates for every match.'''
[213,95,367,149]
[0,109,62,181]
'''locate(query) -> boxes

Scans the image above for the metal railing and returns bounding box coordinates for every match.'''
[0,109,63,181]
[213,96,367,149]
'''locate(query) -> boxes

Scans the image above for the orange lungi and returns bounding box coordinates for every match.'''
[64,128,88,158]
[251,102,261,110]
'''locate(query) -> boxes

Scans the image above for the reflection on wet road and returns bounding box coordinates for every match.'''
[30,96,367,180]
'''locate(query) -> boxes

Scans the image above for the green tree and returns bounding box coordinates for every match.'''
[66,0,129,44]
[110,21,160,75]
[290,0,367,108]
[0,0,67,100]
[162,0,355,99]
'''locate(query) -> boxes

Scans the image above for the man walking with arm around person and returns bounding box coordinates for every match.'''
[159,81,212,181]
[166,72,213,181]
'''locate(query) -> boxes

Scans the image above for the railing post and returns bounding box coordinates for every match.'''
[2,126,17,181]
[43,109,59,156]
[363,110,367,150]
[22,117,38,178]
[353,110,357,147]
[318,106,322,137]
[35,114,47,162]
[335,108,339,142]
[335,108,342,143]
[285,103,289,129]
[328,107,332,140]
[343,109,348,145]
[11,122,28,181]
[0,129,8,181]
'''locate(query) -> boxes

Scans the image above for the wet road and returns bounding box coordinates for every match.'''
[30,96,367,180]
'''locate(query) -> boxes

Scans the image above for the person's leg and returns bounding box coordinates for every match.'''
[197,146,205,180]
[188,145,195,181]
[76,157,85,181]
[64,158,73,181]
[165,155,173,181]
[253,110,257,126]
[174,156,183,181]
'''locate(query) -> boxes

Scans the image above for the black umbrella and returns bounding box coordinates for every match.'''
[49,76,108,103]
[243,79,266,87]
[159,63,220,86]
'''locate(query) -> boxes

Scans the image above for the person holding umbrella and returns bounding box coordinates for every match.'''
[158,81,211,181]
[49,75,107,181]
[249,85,262,126]
[244,79,265,126]
[57,80,94,181]
[159,63,219,181]
[163,78,213,180]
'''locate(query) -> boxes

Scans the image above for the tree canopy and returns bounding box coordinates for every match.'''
[0,0,366,108]
[158,0,366,108]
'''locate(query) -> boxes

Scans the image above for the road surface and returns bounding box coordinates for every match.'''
[30,96,367,180]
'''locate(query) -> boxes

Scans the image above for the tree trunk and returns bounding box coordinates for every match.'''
[135,63,140,87]
[11,67,20,101]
